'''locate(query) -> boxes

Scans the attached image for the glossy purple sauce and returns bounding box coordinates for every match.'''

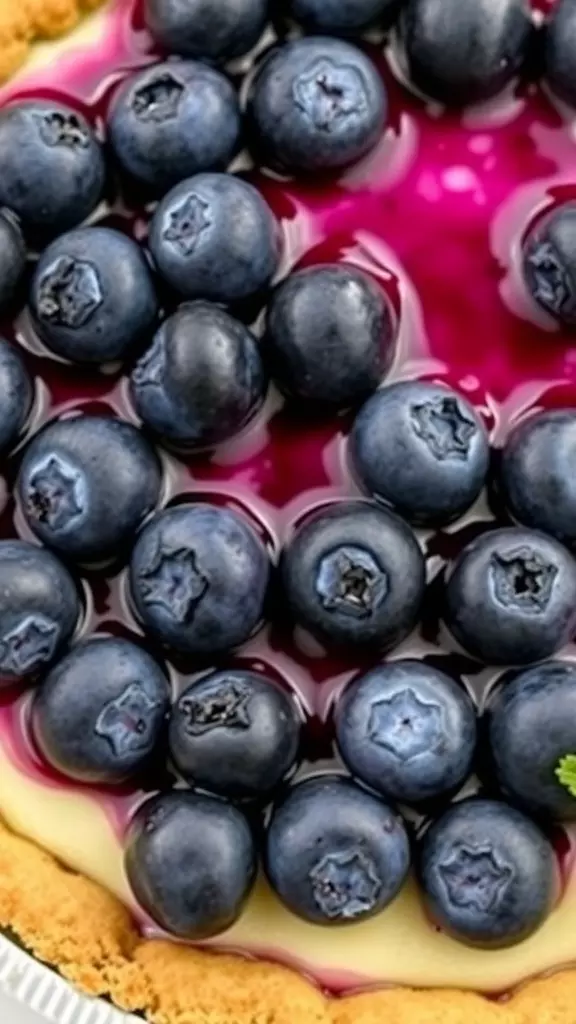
[0,0,576,993]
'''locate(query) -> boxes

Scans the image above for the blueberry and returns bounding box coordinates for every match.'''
[125,790,256,939]
[33,637,170,784]
[169,669,301,798]
[0,210,26,313]
[130,503,270,656]
[398,0,533,106]
[0,541,80,684]
[522,202,576,326]
[0,101,105,239]
[0,338,33,454]
[144,0,269,64]
[130,302,266,450]
[418,799,557,948]
[265,775,410,925]
[248,37,387,173]
[350,381,490,527]
[336,660,477,805]
[281,500,425,651]
[287,0,400,35]
[443,527,576,665]
[488,660,576,821]
[108,61,242,192]
[149,173,280,303]
[501,409,576,549]
[545,0,576,108]
[30,227,158,365]
[265,265,395,407]
[18,415,162,563]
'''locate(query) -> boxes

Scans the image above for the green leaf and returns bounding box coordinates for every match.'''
[555,754,576,797]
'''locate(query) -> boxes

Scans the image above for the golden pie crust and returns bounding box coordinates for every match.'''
[0,0,107,81]
[1,2,576,1022]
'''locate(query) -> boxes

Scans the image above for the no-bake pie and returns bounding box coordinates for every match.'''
[2,1,576,1022]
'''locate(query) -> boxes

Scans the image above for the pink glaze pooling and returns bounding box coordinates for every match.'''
[0,0,576,992]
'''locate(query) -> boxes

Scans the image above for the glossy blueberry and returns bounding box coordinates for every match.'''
[287,0,400,35]
[248,37,387,173]
[522,202,576,326]
[545,0,576,108]
[149,173,280,303]
[144,0,269,64]
[419,799,557,948]
[30,227,158,365]
[0,338,33,454]
[350,381,490,527]
[265,265,395,407]
[281,500,425,651]
[488,661,576,821]
[443,527,576,666]
[0,100,105,239]
[125,790,257,939]
[169,669,301,798]
[398,0,533,106]
[0,210,26,313]
[18,416,162,563]
[33,637,170,784]
[501,409,576,549]
[265,775,410,925]
[108,61,241,192]
[336,660,477,805]
[130,302,266,450]
[0,541,80,684]
[130,504,270,656]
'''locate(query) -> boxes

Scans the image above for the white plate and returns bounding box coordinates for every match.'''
[0,933,138,1023]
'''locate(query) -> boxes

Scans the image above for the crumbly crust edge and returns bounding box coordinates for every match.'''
[0,0,107,82]
[0,816,574,1024]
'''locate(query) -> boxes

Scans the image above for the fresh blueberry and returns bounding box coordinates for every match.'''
[33,637,170,784]
[125,790,257,939]
[281,500,425,651]
[335,660,477,805]
[30,227,158,365]
[130,503,270,656]
[108,61,242,192]
[287,0,400,35]
[0,100,105,239]
[265,775,410,925]
[144,0,269,64]
[169,669,301,798]
[418,799,557,948]
[149,173,280,303]
[398,0,533,106]
[0,210,26,313]
[522,202,576,326]
[130,302,266,450]
[544,0,576,108]
[443,527,576,665]
[501,409,576,549]
[488,661,576,821]
[0,541,80,684]
[265,265,396,407]
[350,381,490,527]
[0,338,33,454]
[248,37,387,173]
[18,415,162,563]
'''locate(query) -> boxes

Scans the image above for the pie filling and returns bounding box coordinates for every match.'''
[2,0,576,998]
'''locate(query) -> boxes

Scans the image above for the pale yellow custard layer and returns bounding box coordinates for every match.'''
[0,729,575,993]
